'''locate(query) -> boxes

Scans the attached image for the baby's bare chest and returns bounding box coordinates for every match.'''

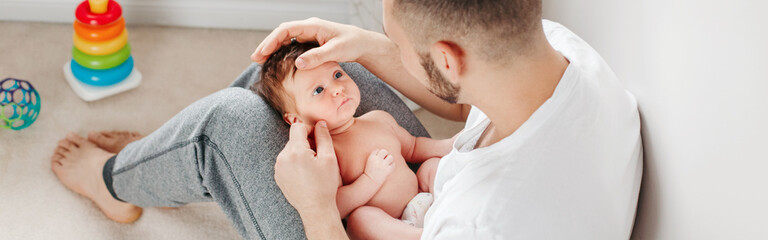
[333,122,402,185]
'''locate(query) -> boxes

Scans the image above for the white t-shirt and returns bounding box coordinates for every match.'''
[420,20,643,239]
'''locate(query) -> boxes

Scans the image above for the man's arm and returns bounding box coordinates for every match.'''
[274,122,349,240]
[296,205,348,240]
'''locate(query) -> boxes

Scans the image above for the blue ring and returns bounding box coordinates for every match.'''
[71,56,134,86]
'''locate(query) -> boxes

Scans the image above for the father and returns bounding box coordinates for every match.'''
[259,0,642,239]
[51,0,642,239]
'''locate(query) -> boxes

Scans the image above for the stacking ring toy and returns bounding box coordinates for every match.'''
[75,0,121,25]
[72,44,130,70]
[70,56,134,86]
[74,17,124,41]
[73,29,127,56]
[88,0,108,14]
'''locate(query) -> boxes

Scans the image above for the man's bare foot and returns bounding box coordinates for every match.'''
[87,131,143,153]
[51,132,143,223]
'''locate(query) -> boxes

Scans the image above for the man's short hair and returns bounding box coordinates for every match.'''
[392,0,542,62]
[251,41,320,114]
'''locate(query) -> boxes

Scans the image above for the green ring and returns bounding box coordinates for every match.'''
[72,43,131,70]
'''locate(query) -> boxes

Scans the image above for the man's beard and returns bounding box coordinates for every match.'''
[419,53,460,104]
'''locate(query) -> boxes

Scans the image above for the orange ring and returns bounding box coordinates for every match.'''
[73,29,128,56]
[73,17,125,42]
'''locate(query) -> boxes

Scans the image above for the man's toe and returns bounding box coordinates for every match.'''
[114,131,129,138]
[88,131,109,143]
[67,132,93,147]
[51,152,64,164]
[55,146,71,157]
[87,131,100,140]
[51,158,62,172]
[58,139,74,150]
[55,143,69,153]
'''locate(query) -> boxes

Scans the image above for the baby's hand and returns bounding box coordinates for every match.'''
[364,149,395,185]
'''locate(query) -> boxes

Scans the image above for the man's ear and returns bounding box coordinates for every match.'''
[283,113,303,125]
[429,41,465,84]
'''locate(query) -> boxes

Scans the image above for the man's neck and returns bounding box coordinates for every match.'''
[468,41,569,147]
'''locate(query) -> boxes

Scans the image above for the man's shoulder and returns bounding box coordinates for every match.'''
[541,19,578,44]
[541,19,570,43]
[542,19,611,77]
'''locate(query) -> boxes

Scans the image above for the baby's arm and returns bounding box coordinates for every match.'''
[336,149,395,218]
[372,111,453,164]
[408,137,453,163]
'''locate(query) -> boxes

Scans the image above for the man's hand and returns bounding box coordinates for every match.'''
[274,121,340,214]
[251,17,389,70]
[364,149,395,185]
[275,121,348,239]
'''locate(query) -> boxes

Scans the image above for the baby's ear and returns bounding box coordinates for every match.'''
[283,113,302,125]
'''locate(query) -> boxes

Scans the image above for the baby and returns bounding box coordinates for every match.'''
[251,41,452,237]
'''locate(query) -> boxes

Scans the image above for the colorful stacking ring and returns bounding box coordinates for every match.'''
[74,17,125,42]
[73,29,128,56]
[75,0,122,25]
[70,56,134,86]
[72,44,131,70]
[88,0,109,14]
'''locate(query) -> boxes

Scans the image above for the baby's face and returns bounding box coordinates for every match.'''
[283,62,360,129]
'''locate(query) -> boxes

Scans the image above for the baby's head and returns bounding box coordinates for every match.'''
[251,41,360,129]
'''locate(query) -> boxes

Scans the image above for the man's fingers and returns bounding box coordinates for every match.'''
[252,28,291,63]
[296,42,339,69]
[251,19,324,63]
[313,121,336,163]
[288,122,312,149]
[252,25,294,62]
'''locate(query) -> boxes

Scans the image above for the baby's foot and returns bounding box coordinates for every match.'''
[88,131,143,153]
[51,132,143,223]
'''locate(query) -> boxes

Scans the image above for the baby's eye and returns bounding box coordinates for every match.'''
[334,71,343,79]
[313,86,324,96]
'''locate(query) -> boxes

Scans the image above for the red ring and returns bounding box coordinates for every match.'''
[75,0,122,26]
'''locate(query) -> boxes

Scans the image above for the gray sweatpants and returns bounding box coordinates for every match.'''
[102,63,429,239]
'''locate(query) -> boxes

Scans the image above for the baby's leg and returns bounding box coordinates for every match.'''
[347,206,421,240]
[417,157,440,193]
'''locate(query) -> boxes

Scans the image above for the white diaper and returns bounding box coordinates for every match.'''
[400,192,434,228]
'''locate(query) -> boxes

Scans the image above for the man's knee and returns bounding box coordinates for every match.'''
[178,87,288,154]
[199,87,282,126]
[207,87,269,113]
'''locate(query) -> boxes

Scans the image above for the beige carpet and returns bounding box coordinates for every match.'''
[0,21,462,239]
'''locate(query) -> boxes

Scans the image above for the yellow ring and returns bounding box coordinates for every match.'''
[73,28,128,56]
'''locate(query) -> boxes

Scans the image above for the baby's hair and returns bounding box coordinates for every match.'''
[251,41,320,114]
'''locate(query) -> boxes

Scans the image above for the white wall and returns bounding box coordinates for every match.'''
[543,0,768,239]
[0,0,362,30]
[348,0,384,32]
